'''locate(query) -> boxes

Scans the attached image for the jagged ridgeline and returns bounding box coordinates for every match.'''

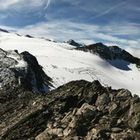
[76,42,140,68]
[0,79,140,140]
[0,48,53,93]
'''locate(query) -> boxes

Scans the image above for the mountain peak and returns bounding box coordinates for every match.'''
[77,42,140,64]
[92,42,106,47]
[67,39,83,47]
[0,48,53,93]
[0,28,9,33]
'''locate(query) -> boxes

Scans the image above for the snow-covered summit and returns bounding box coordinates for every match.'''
[0,29,140,95]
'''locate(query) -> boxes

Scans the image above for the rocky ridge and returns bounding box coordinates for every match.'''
[67,39,83,47]
[0,80,139,140]
[0,48,52,93]
[76,43,140,68]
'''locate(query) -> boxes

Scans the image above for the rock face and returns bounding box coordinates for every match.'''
[0,48,52,93]
[76,43,140,68]
[67,39,83,47]
[25,35,34,38]
[0,80,139,140]
[0,28,9,33]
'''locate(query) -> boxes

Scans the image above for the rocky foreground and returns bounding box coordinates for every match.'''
[0,80,139,140]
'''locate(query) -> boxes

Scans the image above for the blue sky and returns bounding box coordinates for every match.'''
[0,0,140,47]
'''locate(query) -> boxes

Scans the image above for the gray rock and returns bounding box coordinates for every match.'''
[0,48,52,93]
[76,43,140,70]
[0,80,139,140]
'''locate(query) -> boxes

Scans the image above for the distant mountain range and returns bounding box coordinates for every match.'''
[0,28,140,139]
[0,28,140,94]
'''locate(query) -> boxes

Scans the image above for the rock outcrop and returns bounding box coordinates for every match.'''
[0,28,9,33]
[76,43,140,68]
[0,80,139,140]
[0,48,52,93]
[67,39,83,47]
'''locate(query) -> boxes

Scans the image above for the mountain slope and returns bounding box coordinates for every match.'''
[76,42,140,69]
[0,48,52,93]
[126,47,140,59]
[0,31,140,95]
[0,80,139,140]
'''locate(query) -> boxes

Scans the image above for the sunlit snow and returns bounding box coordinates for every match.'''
[0,32,140,95]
